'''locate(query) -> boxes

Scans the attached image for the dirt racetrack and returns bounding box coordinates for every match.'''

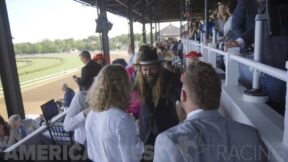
[0,52,128,120]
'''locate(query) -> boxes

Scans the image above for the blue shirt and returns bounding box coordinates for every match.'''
[63,88,75,107]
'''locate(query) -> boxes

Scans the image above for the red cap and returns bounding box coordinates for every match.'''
[185,51,202,58]
[92,53,106,62]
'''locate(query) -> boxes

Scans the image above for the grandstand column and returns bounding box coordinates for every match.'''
[98,0,110,63]
[128,1,135,54]
[150,22,153,46]
[180,19,182,37]
[142,23,147,44]
[225,53,238,87]
[284,61,288,147]
[0,0,25,118]
[208,43,217,68]
[155,22,157,42]
[204,0,209,42]
[158,22,161,41]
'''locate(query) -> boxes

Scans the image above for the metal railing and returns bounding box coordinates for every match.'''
[182,39,288,147]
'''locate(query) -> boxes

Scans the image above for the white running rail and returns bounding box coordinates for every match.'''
[0,67,81,95]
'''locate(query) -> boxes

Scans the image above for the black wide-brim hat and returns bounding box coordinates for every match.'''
[134,46,165,66]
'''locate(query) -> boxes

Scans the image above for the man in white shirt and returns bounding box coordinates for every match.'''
[63,91,90,161]
[154,61,267,162]
[63,91,89,145]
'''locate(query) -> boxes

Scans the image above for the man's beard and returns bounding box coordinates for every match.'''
[143,74,158,86]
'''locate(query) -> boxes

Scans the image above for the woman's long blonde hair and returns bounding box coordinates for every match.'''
[87,65,131,112]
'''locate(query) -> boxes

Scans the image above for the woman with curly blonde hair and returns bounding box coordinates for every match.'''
[85,65,142,162]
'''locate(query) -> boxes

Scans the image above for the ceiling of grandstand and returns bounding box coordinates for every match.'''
[75,0,218,23]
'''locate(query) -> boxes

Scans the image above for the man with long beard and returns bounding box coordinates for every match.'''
[135,46,181,162]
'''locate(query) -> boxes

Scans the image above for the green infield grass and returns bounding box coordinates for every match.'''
[0,54,82,89]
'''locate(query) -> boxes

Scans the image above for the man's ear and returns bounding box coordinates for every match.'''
[181,89,187,102]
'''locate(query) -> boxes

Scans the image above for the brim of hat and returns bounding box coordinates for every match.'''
[134,60,166,66]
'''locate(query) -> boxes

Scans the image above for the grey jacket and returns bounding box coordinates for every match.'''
[154,110,267,162]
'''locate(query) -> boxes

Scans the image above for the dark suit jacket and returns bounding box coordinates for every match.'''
[77,60,101,91]
[231,0,257,40]
[238,2,288,114]
[240,1,266,47]
[139,70,181,144]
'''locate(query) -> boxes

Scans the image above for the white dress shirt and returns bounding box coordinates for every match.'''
[186,109,203,120]
[85,108,142,162]
[63,91,87,144]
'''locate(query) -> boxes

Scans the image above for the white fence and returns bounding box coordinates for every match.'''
[182,39,288,161]
[0,67,81,95]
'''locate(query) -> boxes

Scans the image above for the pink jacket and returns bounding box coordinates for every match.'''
[126,66,140,118]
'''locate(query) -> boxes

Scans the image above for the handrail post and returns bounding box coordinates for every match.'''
[243,14,268,103]
[252,15,264,90]
[200,44,208,62]
[208,43,217,68]
[225,52,238,87]
[283,61,288,147]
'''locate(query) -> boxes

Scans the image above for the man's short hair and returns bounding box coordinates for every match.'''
[8,114,21,125]
[61,83,69,90]
[184,61,221,110]
[79,50,91,59]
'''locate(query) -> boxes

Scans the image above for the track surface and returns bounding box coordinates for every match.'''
[0,52,128,120]
[0,72,79,120]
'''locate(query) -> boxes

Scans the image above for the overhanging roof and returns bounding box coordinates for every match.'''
[160,24,180,37]
[74,0,218,23]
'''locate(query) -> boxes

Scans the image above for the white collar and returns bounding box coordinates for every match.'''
[186,109,203,120]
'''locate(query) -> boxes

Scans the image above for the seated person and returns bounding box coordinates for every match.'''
[154,61,267,162]
[56,83,75,108]
[0,115,12,151]
[8,114,40,144]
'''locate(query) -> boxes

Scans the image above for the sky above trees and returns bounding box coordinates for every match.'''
[6,0,180,44]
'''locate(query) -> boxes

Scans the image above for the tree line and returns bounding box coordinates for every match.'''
[14,33,150,55]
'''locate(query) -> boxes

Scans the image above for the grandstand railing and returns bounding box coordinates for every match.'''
[182,39,288,151]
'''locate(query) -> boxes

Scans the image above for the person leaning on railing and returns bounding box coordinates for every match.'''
[225,0,288,114]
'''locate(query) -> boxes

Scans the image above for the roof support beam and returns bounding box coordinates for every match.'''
[97,0,111,63]
[205,0,209,41]
[0,0,25,118]
[114,0,142,17]
[150,22,153,46]
[142,23,147,45]
[128,0,135,54]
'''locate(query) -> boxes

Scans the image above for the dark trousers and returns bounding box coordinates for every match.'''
[141,133,157,162]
